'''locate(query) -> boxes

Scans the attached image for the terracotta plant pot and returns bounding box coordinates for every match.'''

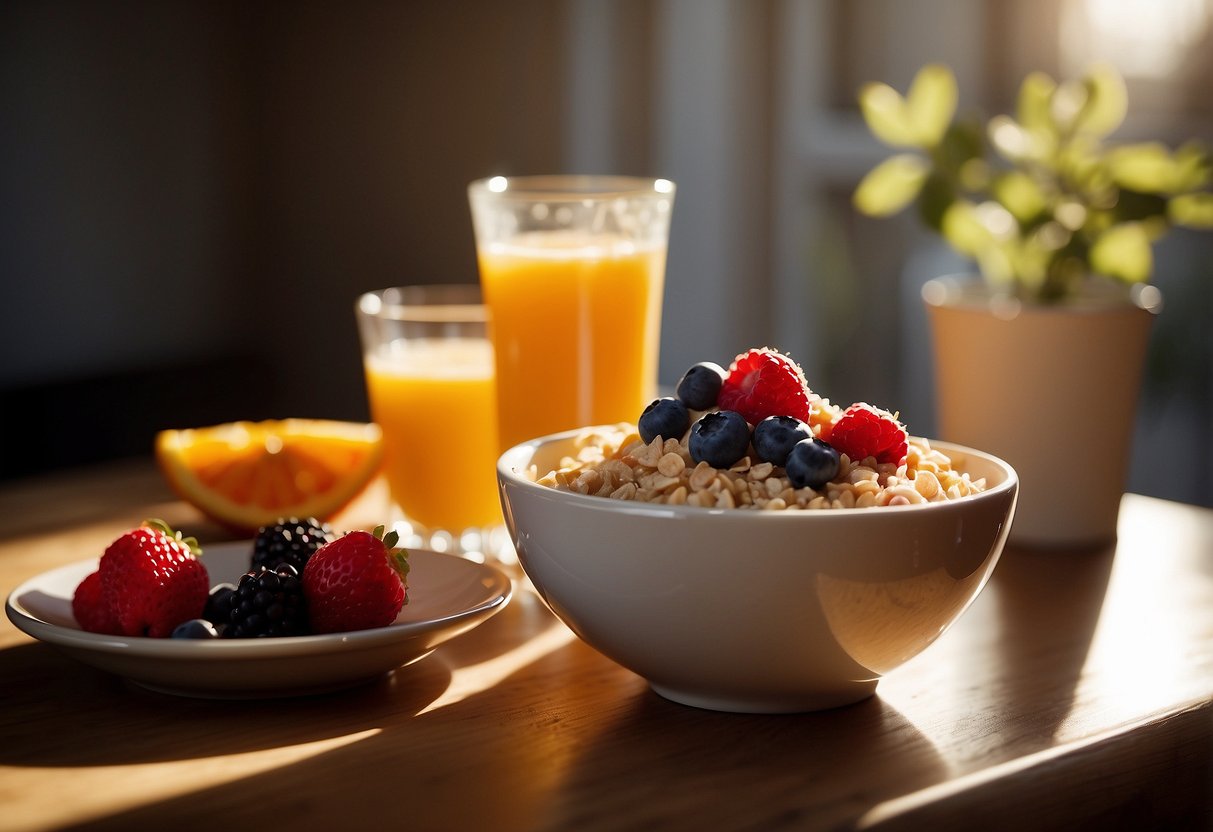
[923,276,1160,548]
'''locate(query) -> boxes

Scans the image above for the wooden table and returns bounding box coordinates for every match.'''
[2,461,1211,831]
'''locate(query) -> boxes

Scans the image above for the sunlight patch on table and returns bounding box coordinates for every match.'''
[419,624,576,714]
[0,730,381,830]
[1055,510,1213,740]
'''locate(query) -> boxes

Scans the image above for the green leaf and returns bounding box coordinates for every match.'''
[859,82,920,148]
[1106,143,1182,193]
[993,171,1048,223]
[906,64,957,148]
[1175,142,1212,191]
[1051,79,1088,132]
[1169,193,1213,228]
[1090,223,1153,282]
[941,201,991,256]
[1074,63,1128,138]
[1016,71,1057,133]
[853,154,930,216]
[1060,135,1105,192]
[975,241,1017,288]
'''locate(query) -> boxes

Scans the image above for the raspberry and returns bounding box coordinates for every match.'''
[827,403,908,465]
[716,348,812,425]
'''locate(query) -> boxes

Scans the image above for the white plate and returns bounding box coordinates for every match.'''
[5,542,512,698]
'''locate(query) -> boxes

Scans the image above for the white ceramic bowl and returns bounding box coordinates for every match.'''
[498,429,1018,713]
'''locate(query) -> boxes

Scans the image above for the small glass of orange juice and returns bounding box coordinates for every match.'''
[355,285,509,564]
[468,175,675,451]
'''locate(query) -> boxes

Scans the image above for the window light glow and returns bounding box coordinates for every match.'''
[1061,0,1213,78]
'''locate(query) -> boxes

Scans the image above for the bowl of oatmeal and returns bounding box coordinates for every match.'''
[497,424,1018,713]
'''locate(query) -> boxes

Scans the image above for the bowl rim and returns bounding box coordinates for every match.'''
[497,426,1018,520]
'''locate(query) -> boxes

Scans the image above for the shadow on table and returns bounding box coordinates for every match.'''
[1,563,556,772]
[537,690,949,831]
[0,588,558,770]
[32,595,949,832]
[0,639,453,766]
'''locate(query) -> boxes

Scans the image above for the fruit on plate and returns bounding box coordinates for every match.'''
[77,519,210,638]
[303,525,410,634]
[223,563,310,638]
[72,570,120,635]
[172,618,221,639]
[155,420,383,534]
[251,517,335,574]
[71,518,411,639]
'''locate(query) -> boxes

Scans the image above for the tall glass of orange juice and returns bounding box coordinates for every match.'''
[468,176,675,450]
[355,285,507,563]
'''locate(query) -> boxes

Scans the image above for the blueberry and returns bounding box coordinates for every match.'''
[688,410,751,469]
[785,438,841,490]
[638,397,691,444]
[752,415,812,466]
[676,362,727,410]
[171,618,221,639]
[203,582,238,625]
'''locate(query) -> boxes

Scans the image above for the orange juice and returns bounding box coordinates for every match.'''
[478,232,666,450]
[364,338,501,531]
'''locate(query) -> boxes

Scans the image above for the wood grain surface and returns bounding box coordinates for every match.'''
[1,462,1210,831]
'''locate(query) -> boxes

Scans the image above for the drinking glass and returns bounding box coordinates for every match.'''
[468,175,675,451]
[355,284,510,563]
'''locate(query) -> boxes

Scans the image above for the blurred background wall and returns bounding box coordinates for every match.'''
[2,0,1211,507]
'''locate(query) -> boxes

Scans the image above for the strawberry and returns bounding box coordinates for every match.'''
[72,570,121,634]
[302,525,409,634]
[98,519,209,638]
[717,348,813,425]
[827,403,909,465]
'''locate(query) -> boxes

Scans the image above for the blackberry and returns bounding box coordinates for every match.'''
[225,564,310,638]
[251,517,335,573]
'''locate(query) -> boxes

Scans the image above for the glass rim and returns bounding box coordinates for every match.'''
[356,285,487,323]
[468,174,675,202]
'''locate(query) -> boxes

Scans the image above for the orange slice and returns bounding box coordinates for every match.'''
[155,419,384,533]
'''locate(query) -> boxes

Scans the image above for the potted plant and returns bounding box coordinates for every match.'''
[854,63,1213,547]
